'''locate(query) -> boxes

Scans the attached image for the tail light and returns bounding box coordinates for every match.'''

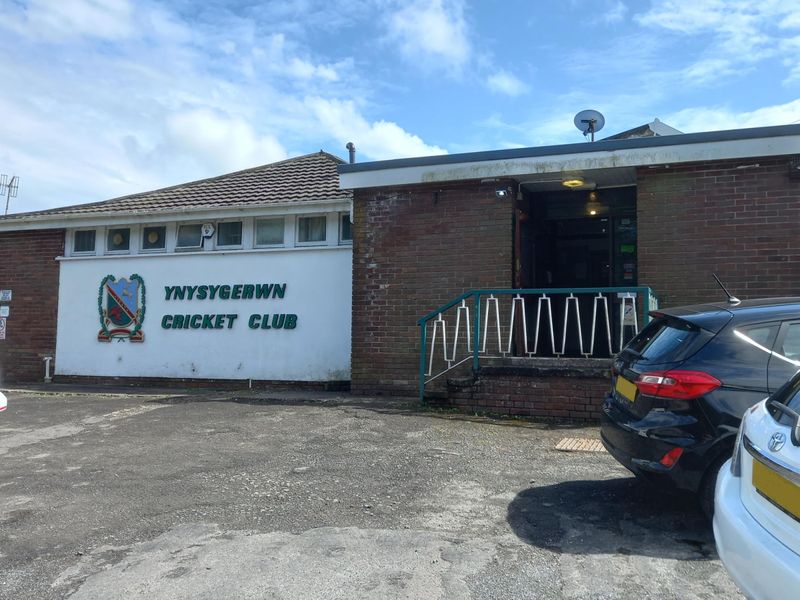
[635,370,721,400]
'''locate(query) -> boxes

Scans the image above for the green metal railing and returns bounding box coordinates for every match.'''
[417,287,658,402]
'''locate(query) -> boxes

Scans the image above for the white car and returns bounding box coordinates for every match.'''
[714,376,800,600]
[0,390,5,412]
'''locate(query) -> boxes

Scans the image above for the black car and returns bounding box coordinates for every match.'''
[601,297,800,516]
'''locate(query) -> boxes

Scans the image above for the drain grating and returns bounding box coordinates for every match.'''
[555,437,605,452]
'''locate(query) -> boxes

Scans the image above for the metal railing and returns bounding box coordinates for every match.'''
[417,287,658,401]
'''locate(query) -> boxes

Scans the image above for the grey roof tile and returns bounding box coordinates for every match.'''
[2,151,351,222]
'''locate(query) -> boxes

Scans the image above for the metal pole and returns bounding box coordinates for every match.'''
[472,293,481,373]
[419,321,428,403]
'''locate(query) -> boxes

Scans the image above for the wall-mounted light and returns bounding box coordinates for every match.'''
[495,187,511,198]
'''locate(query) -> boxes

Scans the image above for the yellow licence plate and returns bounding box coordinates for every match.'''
[615,376,638,402]
[753,459,800,521]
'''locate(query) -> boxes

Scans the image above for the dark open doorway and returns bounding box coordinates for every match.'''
[519,187,637,289]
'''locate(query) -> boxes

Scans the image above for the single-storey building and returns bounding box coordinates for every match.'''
[0,152,353,387]
[338,123,800,419]
[2,123,799,422]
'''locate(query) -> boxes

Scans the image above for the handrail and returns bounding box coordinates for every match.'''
[418,286,658,402]
[418,287,654,326]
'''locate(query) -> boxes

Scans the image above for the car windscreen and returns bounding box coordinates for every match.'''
[624,317,704,363]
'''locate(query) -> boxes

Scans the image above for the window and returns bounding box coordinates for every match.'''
[297,215,327,244]
[176,224,203,250]
[106,228,130,253]
[781,324,800,361]
[255,218,284,246]
[739,324,779,350]
[142,226,166,252]
[626,317,703,363]
[340,213,352,244]
[73,230,96,254]
[217,221,243,247]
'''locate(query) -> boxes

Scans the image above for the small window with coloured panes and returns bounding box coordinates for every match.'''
[142,226,166,252]
[106,228,130,253]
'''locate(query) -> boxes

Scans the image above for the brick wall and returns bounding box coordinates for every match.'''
[445,368,610,423]
[351,181,515,395]
[0,229,64,383]
[638,157,800,307]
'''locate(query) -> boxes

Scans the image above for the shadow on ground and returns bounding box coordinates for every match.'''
[507,477,717,560]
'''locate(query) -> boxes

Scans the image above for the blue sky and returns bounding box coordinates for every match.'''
[1,0,799,212]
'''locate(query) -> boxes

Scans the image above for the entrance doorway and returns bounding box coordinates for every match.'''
[521,186,637,289]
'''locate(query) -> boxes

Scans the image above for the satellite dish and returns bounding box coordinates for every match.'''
[574,109,605,141]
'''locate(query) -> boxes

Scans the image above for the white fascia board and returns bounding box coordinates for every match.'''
[339,135,800,189]
[0,198,352,232]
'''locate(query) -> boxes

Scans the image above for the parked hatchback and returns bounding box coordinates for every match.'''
[714,372,800,600]
[601,298,800,516]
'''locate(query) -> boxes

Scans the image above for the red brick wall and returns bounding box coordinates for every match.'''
[351,181,515,395]
[638,157,800,307]
[445,370,609,422]
[0,229,64,383]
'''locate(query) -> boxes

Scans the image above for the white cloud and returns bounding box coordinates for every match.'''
[0,1,446,211]
[165,109,288,174]
[666,98,800,132]
[781,36,800,83]
[486,71,529,96]
[602,0,628,24]
[4,0,135,41]
[385,0,470,72]
[637,1,800,80]
[305,97,447,160]
[260,33,344,82]
[681,58,738,84]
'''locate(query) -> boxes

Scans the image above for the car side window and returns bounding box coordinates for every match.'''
[741,323,779,350]
[781,324,800,361]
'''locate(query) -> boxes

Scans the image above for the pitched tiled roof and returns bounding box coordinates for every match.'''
[1,151,351,223]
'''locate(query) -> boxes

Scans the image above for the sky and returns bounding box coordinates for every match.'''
[0,0,799,213]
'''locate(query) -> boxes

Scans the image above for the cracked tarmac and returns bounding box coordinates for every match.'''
[0,389,742,599]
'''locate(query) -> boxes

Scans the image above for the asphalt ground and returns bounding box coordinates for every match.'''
[0,388,742,599]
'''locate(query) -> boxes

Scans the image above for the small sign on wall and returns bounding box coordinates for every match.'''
[0,306,8,318]
[0,317,6,340]
[0,290,10,302]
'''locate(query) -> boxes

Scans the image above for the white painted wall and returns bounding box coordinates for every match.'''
[55,248,352,381]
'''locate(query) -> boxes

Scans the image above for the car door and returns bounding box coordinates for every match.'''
[768,321,800,392]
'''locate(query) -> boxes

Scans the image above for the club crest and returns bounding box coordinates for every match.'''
[98,274,146,342]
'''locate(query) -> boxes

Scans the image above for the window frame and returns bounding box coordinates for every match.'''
[72,229,97,255]
[105,227,132,255]
[141,225,168,253]
[295,214,328,246]
[254,217,286,248]
[215,220,244,250]
[339,212,352,245]
[175,223,205,252]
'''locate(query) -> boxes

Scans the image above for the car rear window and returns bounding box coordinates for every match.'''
[625,317,702,363]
